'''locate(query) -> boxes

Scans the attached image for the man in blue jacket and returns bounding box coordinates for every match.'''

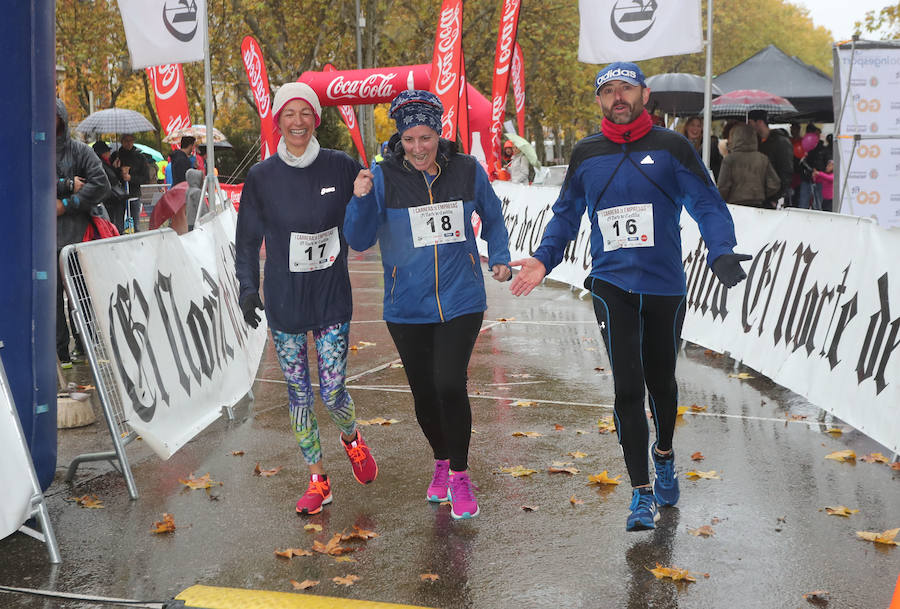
[510,62,751,531]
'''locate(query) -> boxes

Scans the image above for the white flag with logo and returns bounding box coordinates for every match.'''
[578,0,702,63]
[117,0,206,70]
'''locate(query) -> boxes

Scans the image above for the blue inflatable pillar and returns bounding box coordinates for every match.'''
[0,0,58,490]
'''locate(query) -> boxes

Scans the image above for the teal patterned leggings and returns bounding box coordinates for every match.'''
[272,323,357,465]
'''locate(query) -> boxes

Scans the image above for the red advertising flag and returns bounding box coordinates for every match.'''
[457,49,470,154]
[489,0,522,167]
[240,36,278,160]
[324,64,368,166]
[511,42,526,137]
[146,64,192,138]
[429,0,463,141]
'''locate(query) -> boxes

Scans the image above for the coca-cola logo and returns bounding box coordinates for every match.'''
[494,0,519,76]
[441,105,456,139]
[243,43,271,118]
[326,72,398,101]
[512,49,525,113]
[338,105,357,130]
[150,64,182,101]
[433,5,461,96]
[166,115,191,135]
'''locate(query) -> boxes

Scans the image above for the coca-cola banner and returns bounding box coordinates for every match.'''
[489,0,523,166]
[458,51,470,153]
[298,65,431,106]
[240,36,278,160]
[146,64,192,138]
[511,42,526,137]
[429,0,463,141]
[324,64,368,166]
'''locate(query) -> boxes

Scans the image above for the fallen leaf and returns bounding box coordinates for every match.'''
[341,526,378,541]
[390,362,404,368]
[313,533,356,556]
[334,556,357,563]
[554,424,565,431]
[548,465,579,475]
[514,400,537,407]
[291,579,319,590]
[685,470,721,480]
[567,451,587,459]
[891,462,900,471]
[499,465,538,477]
[824,506,859,517]
[689,404,707,413]
[332,575,360,587]
[150,513,176,534]
[597,417,616,433]
[419,573,440,582]
[304,524,323,533]
[512,431,543,437]
[824,450,856,463]
[521,505,539,512]
[569,495,584,505]
[551,460,573,466]
[594,366,606,372]
[254,462,283,477]
[275,548,312,558]
[676,406,688,417]
[856,528,899,546]
[358,341,376,347]
[690,452,705,461]
[860,452,889,464]
[179,473,223,490]
[710,517,722,525]
[688,525,715,537]
[349,345,358,352]
[496,317,516,322]
[230,450,245,456]
[587,470,622,486]
[648,563,698,583]
[802,590,830,603]
[356,417,401,426]
[728,372,754,380]
[824,427,843,436]
[69,495,104,509]
[787,414,807,421]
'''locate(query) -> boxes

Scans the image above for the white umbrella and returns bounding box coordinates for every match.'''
[75,108,156,136]
[163,124,229,146]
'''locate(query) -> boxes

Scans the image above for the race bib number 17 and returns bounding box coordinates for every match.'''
[596,203,654,252]
[289,227,340,272]
[408,200,466,248]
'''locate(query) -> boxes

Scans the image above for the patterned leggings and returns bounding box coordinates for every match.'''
[272,322,356,465]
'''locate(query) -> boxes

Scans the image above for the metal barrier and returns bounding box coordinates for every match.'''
[60,237,141,500]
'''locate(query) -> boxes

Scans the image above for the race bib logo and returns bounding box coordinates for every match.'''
[610,0,658,42]
[163,0,199,42]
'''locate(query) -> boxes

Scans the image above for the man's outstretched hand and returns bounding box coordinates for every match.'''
[509,257,547,297]
[712,253,752,288]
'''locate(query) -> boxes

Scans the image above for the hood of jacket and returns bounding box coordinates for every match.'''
[56,98,71,154]
[729,123,758,153]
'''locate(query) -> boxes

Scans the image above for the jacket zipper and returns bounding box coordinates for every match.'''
[390,266,397,303]
[468,253,479,280]
[419,165,445,322]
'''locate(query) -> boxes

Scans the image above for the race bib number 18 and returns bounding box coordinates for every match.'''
[289,227,340,272]
[596,203,654,252]
[409,200,466,248]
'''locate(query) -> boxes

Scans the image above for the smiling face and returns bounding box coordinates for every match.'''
[278,99,316,156]
[596,80,650,125]
[400,124,440,173]
[685,118,702,140]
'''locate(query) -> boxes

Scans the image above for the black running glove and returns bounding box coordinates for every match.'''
[712,253,752,288]
[240,294,263,329]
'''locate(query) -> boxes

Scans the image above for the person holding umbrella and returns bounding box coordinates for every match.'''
[110,134,151,232]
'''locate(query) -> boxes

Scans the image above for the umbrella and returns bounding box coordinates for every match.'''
[164,124,230,146]
[708,89,798,120]
[135,143,164,163]
[504,133,540,167]
[646,73,722,116]
[75,108,156,137]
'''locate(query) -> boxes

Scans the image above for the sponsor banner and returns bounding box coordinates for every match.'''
[489,182,900,453]
[458,53,470,153]
[836,137,900,227]
[146,64,192,137]
[836,48,900,137]
[324,64,368,166]
[430,0,463,141]
[0,361,34,540]
[298,65,431,106]
[511,42,526,137]
[578,0,703,63]
[117,0,206,70]
[73,206,267,459]
[489,0,522,165]
[241,36,278,160]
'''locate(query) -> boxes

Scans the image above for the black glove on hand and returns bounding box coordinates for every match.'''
[240,294,263,329]
[712,253,752,288]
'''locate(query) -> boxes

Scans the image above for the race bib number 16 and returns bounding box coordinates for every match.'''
[408,200,466,248]
[289,227,340,272]
[596,203,654,252]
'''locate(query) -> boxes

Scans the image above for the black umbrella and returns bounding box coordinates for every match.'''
[646,73,723,117]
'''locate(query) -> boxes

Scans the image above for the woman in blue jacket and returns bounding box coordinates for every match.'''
[345,90,511,519]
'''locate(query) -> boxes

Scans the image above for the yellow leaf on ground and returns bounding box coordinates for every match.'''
[512,431,542,437]
[514,400,537,407]
[332,575,360,586]
[178,473,223,490]
[499,465,538,477]
[69,495,104,509]
[824,506,859,517]
[254,463,283,477]
[824,427,843,435]
[390,362,404,368]
[357,417,400,426]
[648,563,698,582]
[802,590,830,602]
[690,452,705,461]
[358,341,376,347]
[313,533,355,556]
[728,372,754,380]
[860,452,889,464]
[824,450,856,462]
[689,404,707,413]
[150,513,175,534]
[341,526,378,541]
[548,465,579,475]
[567,451,587,459]
[569,495,584,505]
[553,424,565,431]
[856,528,899,545]
[275,548,312,558]
[587,471,622,486]
[597,417,616,433]
[496,317,516,322]
[291,580,319,590]
[420,573,440,582]
[334,556,357,563]
[676,406,687,417]
[688,525,715,537]
[230,450,245,456]
[685,470,720,480]
[304,524,323,532]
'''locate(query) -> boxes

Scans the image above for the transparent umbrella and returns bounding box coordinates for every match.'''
[163,124,230,146]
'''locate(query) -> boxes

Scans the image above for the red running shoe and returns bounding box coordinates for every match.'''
[295,474,332,515]
[341,430,378,484]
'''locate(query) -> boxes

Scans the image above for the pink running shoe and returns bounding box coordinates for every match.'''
[295,474,332,515]
[341,430,378,484]
[427,459,450,502]
[448,470,480,519]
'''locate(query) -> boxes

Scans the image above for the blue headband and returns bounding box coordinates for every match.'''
[389,89,444,135]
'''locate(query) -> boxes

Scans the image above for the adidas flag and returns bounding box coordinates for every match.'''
[578,0,702,64]
[117,0,206,70]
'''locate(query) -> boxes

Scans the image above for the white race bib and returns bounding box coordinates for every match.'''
[596,203,655,252]
[408,200,466,248]
[289,227,340,272]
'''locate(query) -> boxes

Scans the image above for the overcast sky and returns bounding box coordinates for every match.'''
[789,0,892,41]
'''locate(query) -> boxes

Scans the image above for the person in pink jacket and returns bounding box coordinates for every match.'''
[812,159,834,212]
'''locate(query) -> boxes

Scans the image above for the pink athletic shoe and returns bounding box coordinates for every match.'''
[427,459,450,502]
[448,470,480,519]
[341,430,378,485]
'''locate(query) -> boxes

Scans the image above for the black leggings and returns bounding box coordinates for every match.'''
[587,278,686,487]
[387,311,483,472]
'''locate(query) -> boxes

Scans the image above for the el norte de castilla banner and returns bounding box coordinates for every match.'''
[488,182,900,454]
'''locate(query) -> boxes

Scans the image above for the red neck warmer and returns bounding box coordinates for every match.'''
[601,110,654,144]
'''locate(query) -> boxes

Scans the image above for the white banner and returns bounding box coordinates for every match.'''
[74,206,267,459]
[0,358,37,540]
[578,0,703,64]
[489,182,900,453]
[117,0,206,70]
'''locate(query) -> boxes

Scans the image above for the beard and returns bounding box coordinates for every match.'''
[601,100,643,125]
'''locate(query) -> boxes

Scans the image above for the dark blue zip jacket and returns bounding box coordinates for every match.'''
[344,139,510,324]
[534,127,737,295]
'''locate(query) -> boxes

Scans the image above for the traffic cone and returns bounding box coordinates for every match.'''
[889,572,900,609]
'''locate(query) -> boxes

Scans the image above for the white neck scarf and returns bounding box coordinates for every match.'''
[277,136,320,168]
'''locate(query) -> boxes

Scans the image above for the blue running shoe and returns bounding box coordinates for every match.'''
[626,488,659,531]
[652,442,680,507]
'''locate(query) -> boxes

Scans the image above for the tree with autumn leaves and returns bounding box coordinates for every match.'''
[57,0,849,177]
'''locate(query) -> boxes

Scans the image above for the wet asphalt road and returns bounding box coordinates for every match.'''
[1,247,899,609]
